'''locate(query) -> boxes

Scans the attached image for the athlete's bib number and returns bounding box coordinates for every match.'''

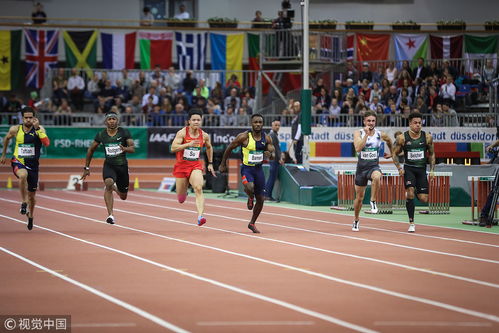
[408,150,424,160]
[248,150,264,164]
[18,144,35,158]
[105,144,123,157]
[183,147,200,161]
[360,150,378,160]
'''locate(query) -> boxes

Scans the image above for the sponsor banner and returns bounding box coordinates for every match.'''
[45,127,147,158]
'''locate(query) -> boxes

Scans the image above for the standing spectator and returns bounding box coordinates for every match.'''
[413,57,429,81]
[32,2,47,24]
[290,101,303,164]
[264,119,284,201]
[251,10,264,29]
[140,7,154,26]
[67,68,85,111]
[174,3,190,19]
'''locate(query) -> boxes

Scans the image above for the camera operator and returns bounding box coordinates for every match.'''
[273,1,295,57]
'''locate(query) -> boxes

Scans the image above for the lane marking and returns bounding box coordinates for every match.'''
[72,323,137,328]
[373,321,492,327]
[0,213,377,333]
[197,321,315,326]
[0,247,189,333]
[2,206,499,324]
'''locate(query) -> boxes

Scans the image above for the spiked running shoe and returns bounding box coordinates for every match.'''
[20,202,27,215]
[352,220,359,232]
[106,215,115,225]
[408,223,416,233]
[197,216,206,226]
[27,217,34,230]
[248,223,260,233]
[247,196,254,210]
[370,201,378,214]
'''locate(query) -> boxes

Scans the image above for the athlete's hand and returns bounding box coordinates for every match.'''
[32,117,40,129]
[0,155,6,165]
[397,168,404,176]
[364,126,373,135]
[218,163,227,173]
[383,152,392,159]
[81,169,90,180]
[429,170,435,180]
[186,140,198,148]
[264,151,272,160]
[207,164,216,177]
[119,145,127,152]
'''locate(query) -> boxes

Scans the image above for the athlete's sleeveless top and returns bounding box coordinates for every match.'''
[14,125,42,168]
[242,131,266,167]
[403,130,427,168]
[176,127,204,164]
[357,128,382,169]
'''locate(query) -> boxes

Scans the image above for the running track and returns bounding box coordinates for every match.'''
[1,190,498,332]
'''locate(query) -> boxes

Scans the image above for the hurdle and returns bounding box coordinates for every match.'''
[428,172,452,214]
[466,175,496,222]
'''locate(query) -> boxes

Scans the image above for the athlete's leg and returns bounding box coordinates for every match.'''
[354,185,367,221]
[175,177,189,203]
[15,168,29,210]
[189,169,205,218]
[369,170,382,213]
[104,178,115,217]
[248,193,264,233]
[26,191,36,230]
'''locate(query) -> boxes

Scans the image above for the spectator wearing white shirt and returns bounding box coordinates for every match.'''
[67,68,85,111]
[439,75,456,107]
[165,66,181,92]
[174,4,190,19]
[142,87,159,106]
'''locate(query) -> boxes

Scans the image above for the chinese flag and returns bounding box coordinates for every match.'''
[356,33,390,67]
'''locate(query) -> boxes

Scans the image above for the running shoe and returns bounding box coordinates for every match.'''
[20,202,27,215]
[408,223,416,233]
[352,220,359,232]
[27,217,33,230]
[370,201,378,214]
[248,223,260,233]
[247,196,254,210]
[106,215,115,225]
[197,216,206,226]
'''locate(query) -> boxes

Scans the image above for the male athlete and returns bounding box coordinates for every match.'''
[1,107,50,230]
[219,114,274,233]
[352,111,394,231]
[392,112,435,233]
[81,112,135,224]
[171,109,216,226]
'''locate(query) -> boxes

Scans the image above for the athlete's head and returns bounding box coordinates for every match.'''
[188,109,203,129]
[104,112,119,129]
[408,112,423,134]
[251,114,264,133]
[21,107,36,128]
[363,110,377,130]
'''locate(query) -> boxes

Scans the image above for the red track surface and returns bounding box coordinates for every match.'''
[1,189,499,332]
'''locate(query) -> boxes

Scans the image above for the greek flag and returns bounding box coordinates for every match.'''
[175,32,207,70]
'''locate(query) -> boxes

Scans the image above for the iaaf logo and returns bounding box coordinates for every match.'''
[149,133,176,143]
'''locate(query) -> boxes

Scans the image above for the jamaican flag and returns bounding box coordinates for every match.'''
[63,30,97,77]
[0,30,22,91]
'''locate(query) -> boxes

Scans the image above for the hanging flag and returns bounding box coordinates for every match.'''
[320,35,342,63]
[247,33,273,92]
[24,29,59,89]
[429,35,463,59]
[464,35,498,73]
[175,32,207,71]
[0,30,22,91]
[101,32,136,70]
[139,31,173,70]
[393,33,429,68]
[210,33,244,85]
[356,33,390,67]
[346,34,354,61]
[63,30,97,77]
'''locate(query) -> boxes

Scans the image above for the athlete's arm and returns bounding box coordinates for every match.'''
[219,132,247,173]
[486,139,499,152]
[392,134,405,176]
[34,122,50,147]
[170,129,196,153]
[203,132,216,176]
[353,130,368,153]
[264,134,275,160]
[81,141,100,180]
[121,138,135,153]
[0,126,18,164]
[426,133,436,177]
[381,132,393,159]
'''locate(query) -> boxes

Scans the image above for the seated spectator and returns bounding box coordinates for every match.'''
[237,107,250,126]
[92,106,106,126]
[113,97,126,114]
[225,74,241,95]
[158,87,172,106]
[142,95,156,115]
[400,105,411,127]
[372,65,385,85]
[121,69,133,90]
[192,93,207,113]
[173,91,189,110]
[312,78,325,97]
[369,96,383,112]
[431,103,445,127]
[328,98,341,126]
[165,66,181,92]
[220,107,237,126]
[203,104,219,127]
[414,96,428,114]
[210,81,224,101]
[439,75,456,107]
[142,86,158,107]
[97,71,108,91]
[54,99,72,125]
[369,82,381,103]
[122,106,139,126]
[344,61,359,84]
[342,78,358,96]
[358,79,371,101]
[148,105,165,126]
[206,98,222,115]
[182,70,197,100]
[52,80,69,107]
[401,60,413,80]
[193,79,210,99]
[397,70,413,88]
[442,60,458,79]
[174,4,190,19]
[240,97,253,115]
[113,80,129,102]
[332,88,342,106]
[314,87,331,118]
[86,74,100,101]
[126,95,142,114]
[427,61,441,78]
[151,64,164,85]
[442,102,459,126]
[130,80,145,100]
[383,85,399,106]
[67,69,85,111]
[140,7,154,26]
[98,80,116,109]
[385,62,398,84]
[359,63,373,83]
[224,88,241,111]
[172,103,187,127]
[396,89,412,110]
[32,2,47,24]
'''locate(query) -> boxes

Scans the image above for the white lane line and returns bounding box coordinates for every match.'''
[52,193,499,264]
[130,192,499,247]
[2,206,499,325]
[10,196,499,289]
[132,191,499,237]
[373,321,492,327]
[197,321,315,326]
[0,214,377,333]
[0,247,189,333]
[72,323,137,328]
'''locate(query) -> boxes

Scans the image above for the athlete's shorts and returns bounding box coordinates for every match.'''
[240,164,265,195]
[173,161,203,178]
[355,166,381,187]
[11,158,39,192]
[103,162,129,193]
[404,165,429,194]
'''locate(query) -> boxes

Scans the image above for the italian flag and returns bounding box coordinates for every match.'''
[464,35,498,73]
[0,30,22,91]
[139,31,173,69]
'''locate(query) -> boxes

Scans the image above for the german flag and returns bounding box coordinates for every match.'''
[0,30,22,91]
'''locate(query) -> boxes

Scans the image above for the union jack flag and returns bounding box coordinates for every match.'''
[24,29,59,89]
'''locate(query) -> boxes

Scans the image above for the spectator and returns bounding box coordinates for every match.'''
[203,102,219,127]
[384,85,399,106]
[482,59,497,98]
[182,70,198,97]
[442,60,458,79]
[237,107,250,126]
[140,7,154,26]
[165,66,181,91]
[385,62,398,84]
[210,81,224,101]
[67,69,85,111]
[220,107,237,126]
[126,95,142,114]
[414,96,428,114]
[372,65,385,85]
[290,101,303,164]
[193,79,209,99]
[142,96,155,115]
[342,78,358,96]
[98,80,116,110]
[312,78,325,97]
[224,88,241,111]
[439,75,456,107]
[431,103,445,127]
[158,87,172,106]
[344,61,359,84]
[359,62,372,83]
[113,97,126,114]
[401,60,413,80]
[427,61,441,78]
[92,106,106,126]
[115,80,130,102]
[121,69,133,90]
[264,119,284,201]
[122,106,138,126]
[173,91,189,110]
[225,74,241,95]
[151,64,164,85]
[32,2,47,24]
[172,103,187,127]
[251,10,264,29]
[396,89,412,110]
[442,102,459,126]
[148,105,165,126]
[142,87,158,107]
[54,99,72,125]
[86,74,100,101]
[240,97,253,115]
[359,79,371,101]
[174,3,190,19]
[130,80,145,100]
[413,57,429,81]
[328,98,341,126]
[369,82,382,103]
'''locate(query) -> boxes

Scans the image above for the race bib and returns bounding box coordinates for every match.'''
[248,150,264,164]
[18,144,35,158]
[408,150,424,160]
[360,149,378,160]
[104,143,123,157]
[183,147,201,161]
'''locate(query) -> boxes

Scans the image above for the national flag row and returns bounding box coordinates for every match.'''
[348,33,498,70]
[0,29,262,91]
